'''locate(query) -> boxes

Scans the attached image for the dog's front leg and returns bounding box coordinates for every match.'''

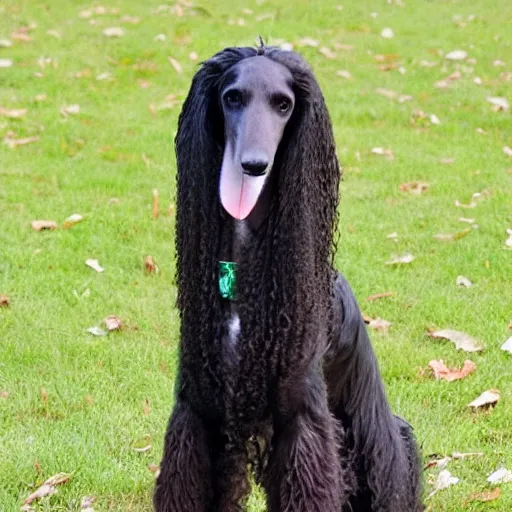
[154,399,214,512]
[264,370,344,512]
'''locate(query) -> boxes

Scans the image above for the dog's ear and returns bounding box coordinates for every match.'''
[175,47,257,311]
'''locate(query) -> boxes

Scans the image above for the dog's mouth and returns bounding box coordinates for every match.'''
[219,162,269,220]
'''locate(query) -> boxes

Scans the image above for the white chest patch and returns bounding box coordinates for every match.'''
[228,313,241,346]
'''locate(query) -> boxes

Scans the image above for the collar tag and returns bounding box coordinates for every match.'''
[218,261,237,300]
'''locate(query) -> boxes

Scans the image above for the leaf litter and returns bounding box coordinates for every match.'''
[428,359,476,382]
[23,472,71,505]
[468,389,500,409]
[386,253,414,265]
[487,468,512,484]
[85,259,104,273]
[429,329,483,352]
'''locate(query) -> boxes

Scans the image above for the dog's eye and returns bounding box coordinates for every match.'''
[224,90,242,108]
[276,97,292,114]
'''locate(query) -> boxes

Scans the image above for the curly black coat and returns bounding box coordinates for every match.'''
[154,46,424,512]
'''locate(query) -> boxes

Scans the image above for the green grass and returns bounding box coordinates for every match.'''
[1,0,511,510]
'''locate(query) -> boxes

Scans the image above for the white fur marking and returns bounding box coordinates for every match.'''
[228,313,241,346]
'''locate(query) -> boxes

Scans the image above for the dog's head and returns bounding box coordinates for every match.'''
[217,56,295,220]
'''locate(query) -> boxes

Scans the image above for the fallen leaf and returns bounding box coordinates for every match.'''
[429,329,484,352]
[400,181,429,195]
[504,146,512,157]
[371,147,394,159]
[120,15,140,24]
[375,88,412,103]
[386,232,398,240]
[168,57,183,74]
[298,37,319,47]
[143,398,151,416]
[189,51,198,61]
[445,50,467,61]
[62,213,83,228]
[456,275,472,287]
[386,253,414,265]
[428,359,476,382]
[428,470,459,498]
[319,47,336,59]
[81,496,96,510]
[458,217,475,224]
[60,104,80,117]
[381,28,394,39]
[85,259,104,273]
[31,220,57,231]
[366,292,394,302]
[487,96,509,111]
[487,468,512,483]
[133,437,152,453]
[0,106,27,118]
[505,228,512,247]
[336,70,352,79]
[152,188,159,219]
[144,255,158,274]
[148,463,160,473]
[433,228,471,241]
[473,76,483,85]
[0,58,13,68]
[467,488,501,504]
[4,135,40,149]
[0,39,12,48]
[47,30,61,39]
[87,326,108,337]
[367,317,391,331]
[468,389,500,409]
[429,114,441,125]
[435,71,461,89]
[24,473,71,505]
[501,337,512,354]
[0,391,9,398]
[104,315,122,331]
[41,388,48,403]
[0,294,9,307]
[103,27,124,38]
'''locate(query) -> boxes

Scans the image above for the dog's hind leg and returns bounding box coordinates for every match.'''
[154,400,214,512]
[324,274,423,511]
[263,369,345,512]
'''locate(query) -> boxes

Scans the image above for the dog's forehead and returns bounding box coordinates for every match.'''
[230,56,293,90]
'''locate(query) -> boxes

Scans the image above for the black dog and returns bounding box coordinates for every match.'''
[155,45,423,512]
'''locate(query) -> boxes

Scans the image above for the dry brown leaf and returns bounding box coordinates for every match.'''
[0,106,27,118]
[371,147,394,159]
[4,135,39,149]
[168,56,183,74]
[152,188,159,219]
[433,228,471,241]
[104,315,122,331]
[386,253,414,265]
[31,220,57,231]
[87,326,108,337]
[144,255,158,274]
[0,294,9,307]
[380,28,394,39]
[298,37,319,47]
[428,359,476,382]
[428,470,459,498]
[487,96,509,111]
[143,399,151,416]
[319,47,336,59]
[0,58,13,68]
[62,213,83,228]
[504,146,512,157]
[466,487,501,504]
[429,329,484,352]
[60,104,80,117]
[375,88,412,103]
[445,50,467,61]
[336,70,352,79]
[148,463,160,473]
[468,389,500,409]
[85,259,104,273]
[399,181,429,195]
[368,318,391,331]
[366,292,394,302]
[0,390,9,398]
[435,71,461,89]
[24,473,71,505]
[103,27,124,38]
[81,496,96,510]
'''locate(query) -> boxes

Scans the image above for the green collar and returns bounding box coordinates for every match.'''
[218,261,237,300]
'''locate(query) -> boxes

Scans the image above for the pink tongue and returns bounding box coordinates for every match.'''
[219,164,266,220]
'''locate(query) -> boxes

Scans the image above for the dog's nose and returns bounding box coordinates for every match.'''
[241,159,269,176]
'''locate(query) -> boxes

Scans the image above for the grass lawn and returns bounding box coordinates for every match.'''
[1,0,511,510]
